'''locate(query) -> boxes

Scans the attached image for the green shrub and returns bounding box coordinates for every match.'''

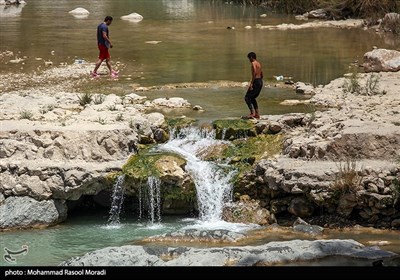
[78,92,92,106]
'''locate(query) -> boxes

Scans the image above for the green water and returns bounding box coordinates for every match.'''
[2,213,399,266]
[0,212,196,266]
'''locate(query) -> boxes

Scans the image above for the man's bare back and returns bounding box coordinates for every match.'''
[251,60,263,80]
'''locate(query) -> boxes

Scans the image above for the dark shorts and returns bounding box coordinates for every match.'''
[98,44,110,60]
[245,78,263,99]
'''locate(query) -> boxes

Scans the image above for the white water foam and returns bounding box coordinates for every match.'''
[158,127,236,223]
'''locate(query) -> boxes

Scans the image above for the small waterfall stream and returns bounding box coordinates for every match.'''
[146,176,162,224]
[137,177,162,224]
[107,127,237,225]
[107,174,126,225]
[158,127,236,222]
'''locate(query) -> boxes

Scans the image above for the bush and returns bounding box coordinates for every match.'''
[234,0,399,20]
[331,159,362,195]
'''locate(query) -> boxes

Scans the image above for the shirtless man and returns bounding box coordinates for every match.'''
[244,52,263,119]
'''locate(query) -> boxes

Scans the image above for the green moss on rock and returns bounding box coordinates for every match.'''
[226,134,284,163]
[166,117,197,129]
[213,119,257,140]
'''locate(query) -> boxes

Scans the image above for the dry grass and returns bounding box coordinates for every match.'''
[331,159,362,194]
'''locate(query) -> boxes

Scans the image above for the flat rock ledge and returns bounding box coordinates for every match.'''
[141,229,247,244]
[60,239,396,266]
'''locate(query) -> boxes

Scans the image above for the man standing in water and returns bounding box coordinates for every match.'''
[91,16,118,78]
[244,52,263,119]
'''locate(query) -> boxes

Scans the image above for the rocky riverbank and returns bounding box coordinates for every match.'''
[60,239,397,266]
[1,48,400,231]
[0,49,399,267]
[232,49,400,229]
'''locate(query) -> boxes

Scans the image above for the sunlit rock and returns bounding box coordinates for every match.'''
[363,48,400,73]
[68,7,89,19]
[121,12,143,23]
[151,97,191,108]
[145,41,162,44]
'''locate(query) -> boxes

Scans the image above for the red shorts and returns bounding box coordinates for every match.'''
[98,44,110,60]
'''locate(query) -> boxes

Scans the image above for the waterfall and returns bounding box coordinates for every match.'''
[158,127,235,222]
[146,176,161,224]
[138,185,143,220]
[107,174,126,225]
[137,177,161,224]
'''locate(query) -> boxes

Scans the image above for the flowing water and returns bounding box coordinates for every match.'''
[146,176,162,224]
[107,174,126,225]
[1,0,400,266]
[158,127,235,222]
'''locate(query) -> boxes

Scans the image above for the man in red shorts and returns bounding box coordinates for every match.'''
[91,16,118,78]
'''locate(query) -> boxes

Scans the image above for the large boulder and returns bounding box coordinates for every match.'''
[120,13,143,23]
[363,49,400,72]
[68,8,89,15]
[222,196,271,225]
[0,196,67,229]
[60,239,397,266]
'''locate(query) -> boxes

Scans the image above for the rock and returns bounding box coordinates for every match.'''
[124,93,147,104]
[287,197,314,217]
[153,128,169,143]
[295,82,315,95]
[391,219,400,229]
[0,196,67,229]
[363,48,400,72]
[151,97,191,108]
[222,199,271,225]
[267,121,282,134]
[60,239,396,266]
[120,13,144,23]
[61,245,163,266]
[303,9,328,19]
[68,8,89,18]
[192,105,203,111]
[142,229,247,244]
[337,192,359,217]
[293,224,324,235]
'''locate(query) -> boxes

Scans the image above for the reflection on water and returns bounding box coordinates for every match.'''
[162,0,195,19]
[0,2,26,17]
[1,0,399,86]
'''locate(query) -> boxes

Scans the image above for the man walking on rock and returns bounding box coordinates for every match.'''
[244,52,263,119]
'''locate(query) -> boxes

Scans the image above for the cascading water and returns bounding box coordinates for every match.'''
[137,177,161,224]
[107,174,126,225]
[158,127,236,223]
[146,176,162,224]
